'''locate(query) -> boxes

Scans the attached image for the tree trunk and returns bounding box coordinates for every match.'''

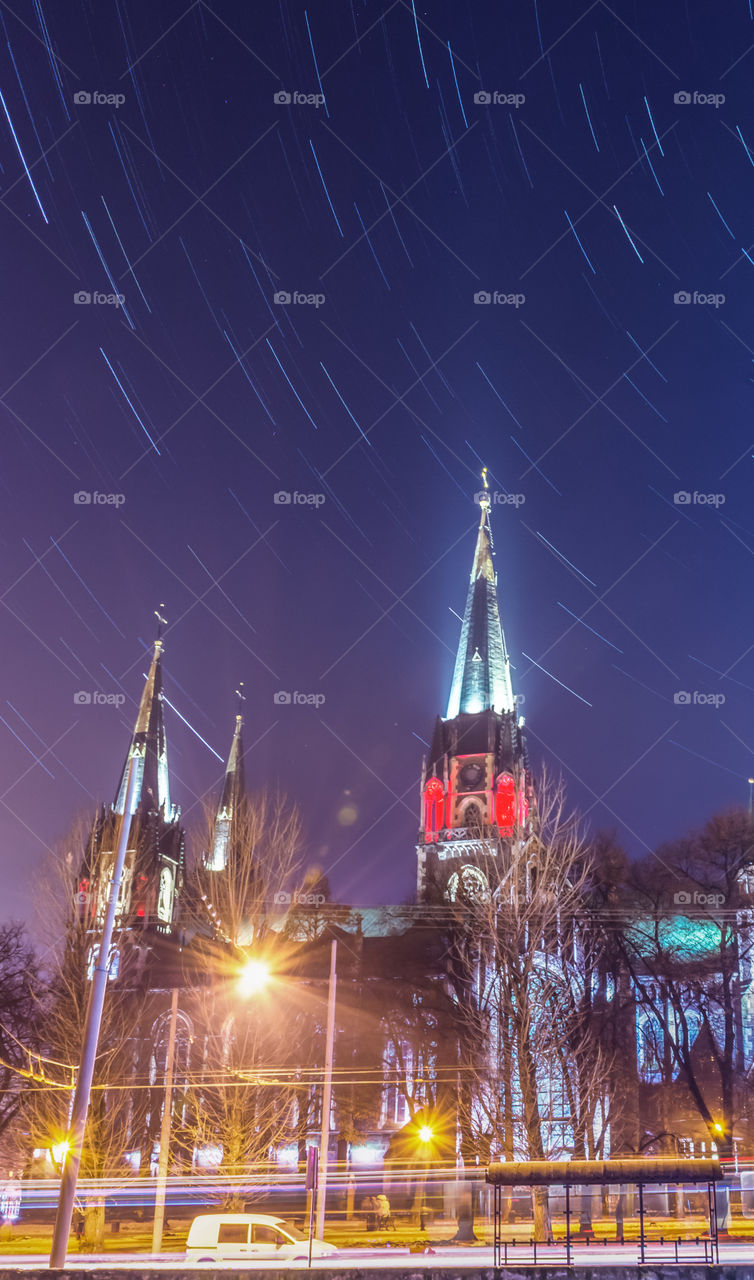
[83,1202,105,1249]
[532,1188,551,1241]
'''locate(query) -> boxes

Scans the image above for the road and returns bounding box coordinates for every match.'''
[1,1242,753,1268]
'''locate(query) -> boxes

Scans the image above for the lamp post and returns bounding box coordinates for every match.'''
[49,758,139,1269]
[152,987,179,1255]
[315,939,337,1240]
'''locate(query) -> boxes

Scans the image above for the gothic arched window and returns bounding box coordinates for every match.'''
[463,801,483,833]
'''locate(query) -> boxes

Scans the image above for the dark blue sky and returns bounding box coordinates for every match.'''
[2,0,753,933]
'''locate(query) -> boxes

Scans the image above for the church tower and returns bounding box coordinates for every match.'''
[416,473,533,902]
[79,626,185,950]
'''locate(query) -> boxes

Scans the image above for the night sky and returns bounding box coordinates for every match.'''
[2,0,754,935]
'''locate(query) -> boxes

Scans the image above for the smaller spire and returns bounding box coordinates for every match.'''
[205,690,247,872]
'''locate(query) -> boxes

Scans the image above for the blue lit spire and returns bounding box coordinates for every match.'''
[445,471,515,718]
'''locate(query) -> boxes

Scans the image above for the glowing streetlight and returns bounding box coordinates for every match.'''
[418,1125,433,1144]
[51,1140,70,1166]
[237,958,271,997]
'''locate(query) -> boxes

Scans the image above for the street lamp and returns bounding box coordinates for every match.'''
[237,958,271,997]
[418,1126,433,1145]
[51,1140,70,1168]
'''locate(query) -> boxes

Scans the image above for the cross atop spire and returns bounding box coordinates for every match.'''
[445,470,515,719]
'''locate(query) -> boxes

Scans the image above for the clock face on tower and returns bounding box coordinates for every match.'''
[458,760,484,791]
[446,864,490,905]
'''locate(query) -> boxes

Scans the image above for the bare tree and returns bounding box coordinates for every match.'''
[445,770,617,1241]
[24,815,149,1247]
[0,922,46,1160]
[616,808,754,1158]
[181,789,309,1178]
[192,789,303,947]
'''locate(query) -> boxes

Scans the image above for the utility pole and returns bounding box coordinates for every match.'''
[152,987,179,1255]
[50,758,139,1269]
[315,938,337,1240]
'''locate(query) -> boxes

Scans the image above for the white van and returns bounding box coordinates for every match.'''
[185,1213,338,1265]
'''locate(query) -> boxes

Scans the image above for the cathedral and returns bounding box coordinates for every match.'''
[66,478,754,1177]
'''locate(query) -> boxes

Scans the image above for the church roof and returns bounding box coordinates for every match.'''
[445,479,515,719]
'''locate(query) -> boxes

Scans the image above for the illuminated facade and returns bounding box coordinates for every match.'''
[417,475,533,902]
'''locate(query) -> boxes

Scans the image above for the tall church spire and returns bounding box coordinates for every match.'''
[113,609,171,818]
[205,686,246,872]
[445,470,515,719]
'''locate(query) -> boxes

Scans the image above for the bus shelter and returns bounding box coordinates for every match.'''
[486,1157,723,1267]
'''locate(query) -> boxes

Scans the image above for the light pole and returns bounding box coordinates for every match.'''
[315,938,337,1240]
[151,987,179,1255]
[49,758,139,1269]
